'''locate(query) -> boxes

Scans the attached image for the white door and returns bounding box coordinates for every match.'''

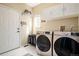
[20,14,32,46]
[0,6,20,53]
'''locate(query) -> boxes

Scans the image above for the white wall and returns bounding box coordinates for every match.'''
[40,17,78,32]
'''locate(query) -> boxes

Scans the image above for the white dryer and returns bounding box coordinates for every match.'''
[36,31,53,56]
[53,32,79,56]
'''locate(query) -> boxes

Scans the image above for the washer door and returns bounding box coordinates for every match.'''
[54,37,79,56]
[37,35,51,52]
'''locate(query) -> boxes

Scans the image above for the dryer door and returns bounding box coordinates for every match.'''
[54,37,79,56]
[37,35,51,52]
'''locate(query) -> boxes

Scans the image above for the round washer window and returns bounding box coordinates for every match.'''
[37,35,51,52]
[54,37,79,56]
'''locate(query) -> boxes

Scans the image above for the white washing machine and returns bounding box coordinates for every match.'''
[53,32,79,56]
[36,31,53,56]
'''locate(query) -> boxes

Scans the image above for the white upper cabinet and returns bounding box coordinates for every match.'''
[40,4,79,21]
[40,4,63,20]
[63,3,79,16]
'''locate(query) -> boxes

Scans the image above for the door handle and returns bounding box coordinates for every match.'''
[17,28,20,32]
[17,31,20,32]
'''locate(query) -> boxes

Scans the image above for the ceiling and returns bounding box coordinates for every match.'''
[1,3,32,12]
[26,3,40,7]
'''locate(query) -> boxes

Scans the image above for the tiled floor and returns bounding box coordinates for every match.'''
[0,45,39,56]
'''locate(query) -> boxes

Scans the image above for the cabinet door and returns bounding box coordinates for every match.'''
[40,8,49,20]
[64,3,79,16]
[49,4,63,20]
[40,4,63,21]
[0,6,20,53]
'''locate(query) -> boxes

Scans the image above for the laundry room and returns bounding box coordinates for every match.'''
[0,3,79,56]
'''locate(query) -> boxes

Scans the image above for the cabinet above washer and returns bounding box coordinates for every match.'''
[40,4,64,21]
[40,3,79,21]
